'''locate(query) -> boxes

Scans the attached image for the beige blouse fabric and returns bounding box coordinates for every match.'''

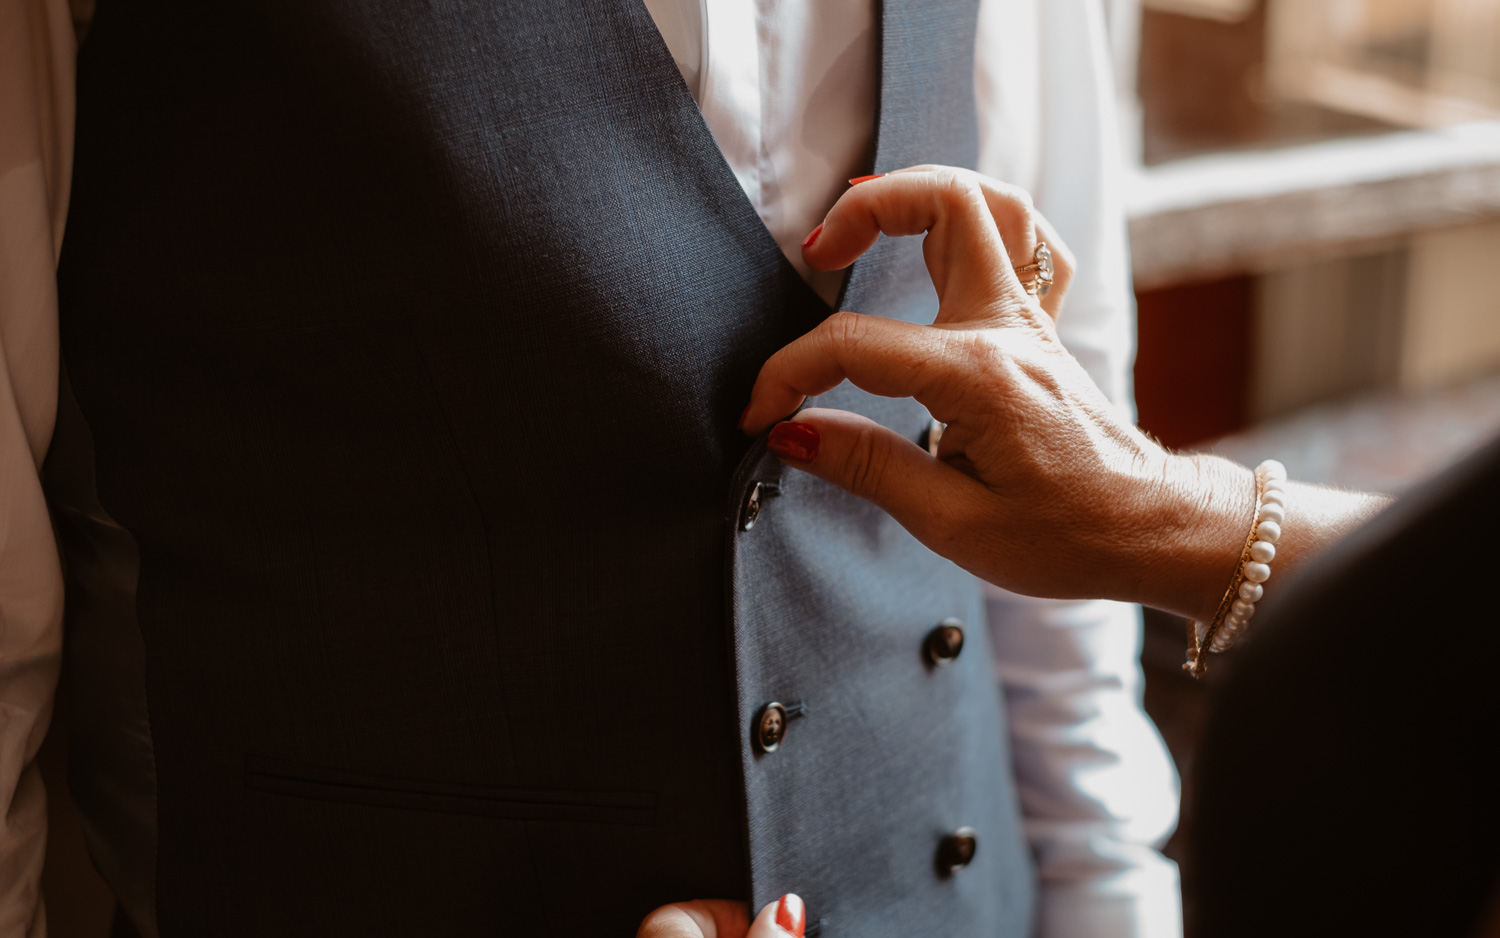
[1,0,72,935]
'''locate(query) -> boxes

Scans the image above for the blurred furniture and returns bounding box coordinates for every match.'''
[1120,5,1500,934]
[1125,0,1500,446]
[1268,0,1500,130]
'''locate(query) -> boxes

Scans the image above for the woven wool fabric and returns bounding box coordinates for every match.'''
[53,0,1032,934]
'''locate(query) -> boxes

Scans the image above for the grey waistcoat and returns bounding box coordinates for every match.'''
[51,0,1035,934]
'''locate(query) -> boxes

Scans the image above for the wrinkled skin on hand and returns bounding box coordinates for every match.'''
[740,166,1387,622]
[739,165,1207,612]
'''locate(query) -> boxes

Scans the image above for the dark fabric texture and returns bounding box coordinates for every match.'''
[1190,434,1500,938]
[111,905,143,938]
[56,0,1031,934]
[44,369,158,932]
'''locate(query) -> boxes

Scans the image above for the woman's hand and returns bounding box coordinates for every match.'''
[637,895,805,938]
[739,167,1387,623]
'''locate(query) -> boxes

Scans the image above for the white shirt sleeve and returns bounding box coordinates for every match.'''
[0,0,74,934]
[986,590,1183,938]
[975,1,1184,935]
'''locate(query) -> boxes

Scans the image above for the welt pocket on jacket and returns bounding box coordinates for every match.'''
[244,755,657,826]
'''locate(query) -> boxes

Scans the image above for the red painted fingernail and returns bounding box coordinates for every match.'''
[775,894,805,938]
[767,422,820,462]
[848,173,885,185]
[801,223,823,249]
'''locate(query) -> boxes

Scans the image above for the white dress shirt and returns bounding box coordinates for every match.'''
[645,1,1181,934]
[0,1,1179,935]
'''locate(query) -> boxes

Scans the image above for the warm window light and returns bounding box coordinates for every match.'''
[1267,0,1500,128]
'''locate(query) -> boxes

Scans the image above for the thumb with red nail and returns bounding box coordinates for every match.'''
[636,893,806,938]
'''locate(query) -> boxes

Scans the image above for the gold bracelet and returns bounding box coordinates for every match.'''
[1184,466,1268,679]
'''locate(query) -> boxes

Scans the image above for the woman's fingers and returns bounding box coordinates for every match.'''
[637,900,748,938]
[764,409,991,554]
[802,169,1032,324]
[801,166,1069,323]
[750,894,806,938]
[739,313,972,435]
[803,169,1004,272]
[955,169,1038,278]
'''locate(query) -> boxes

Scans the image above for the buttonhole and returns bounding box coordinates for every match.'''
[783,701,810,720]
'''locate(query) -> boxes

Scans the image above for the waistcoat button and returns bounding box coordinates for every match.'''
[754,702,789,752]
[937,827,978,873]
[925,619,966,665]
[741,482,781,531]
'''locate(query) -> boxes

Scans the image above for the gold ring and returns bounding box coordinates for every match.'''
[1014,242,1053,297]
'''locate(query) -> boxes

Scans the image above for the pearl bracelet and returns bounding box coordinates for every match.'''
[1184,459,1288,678]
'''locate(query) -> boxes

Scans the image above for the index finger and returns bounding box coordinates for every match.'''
[739,312,973,435]
[804,168,1046,325]
[803,169,1029,324]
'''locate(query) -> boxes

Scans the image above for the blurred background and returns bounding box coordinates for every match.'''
[35,1,1500,934]
[1114,0,1500,932]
